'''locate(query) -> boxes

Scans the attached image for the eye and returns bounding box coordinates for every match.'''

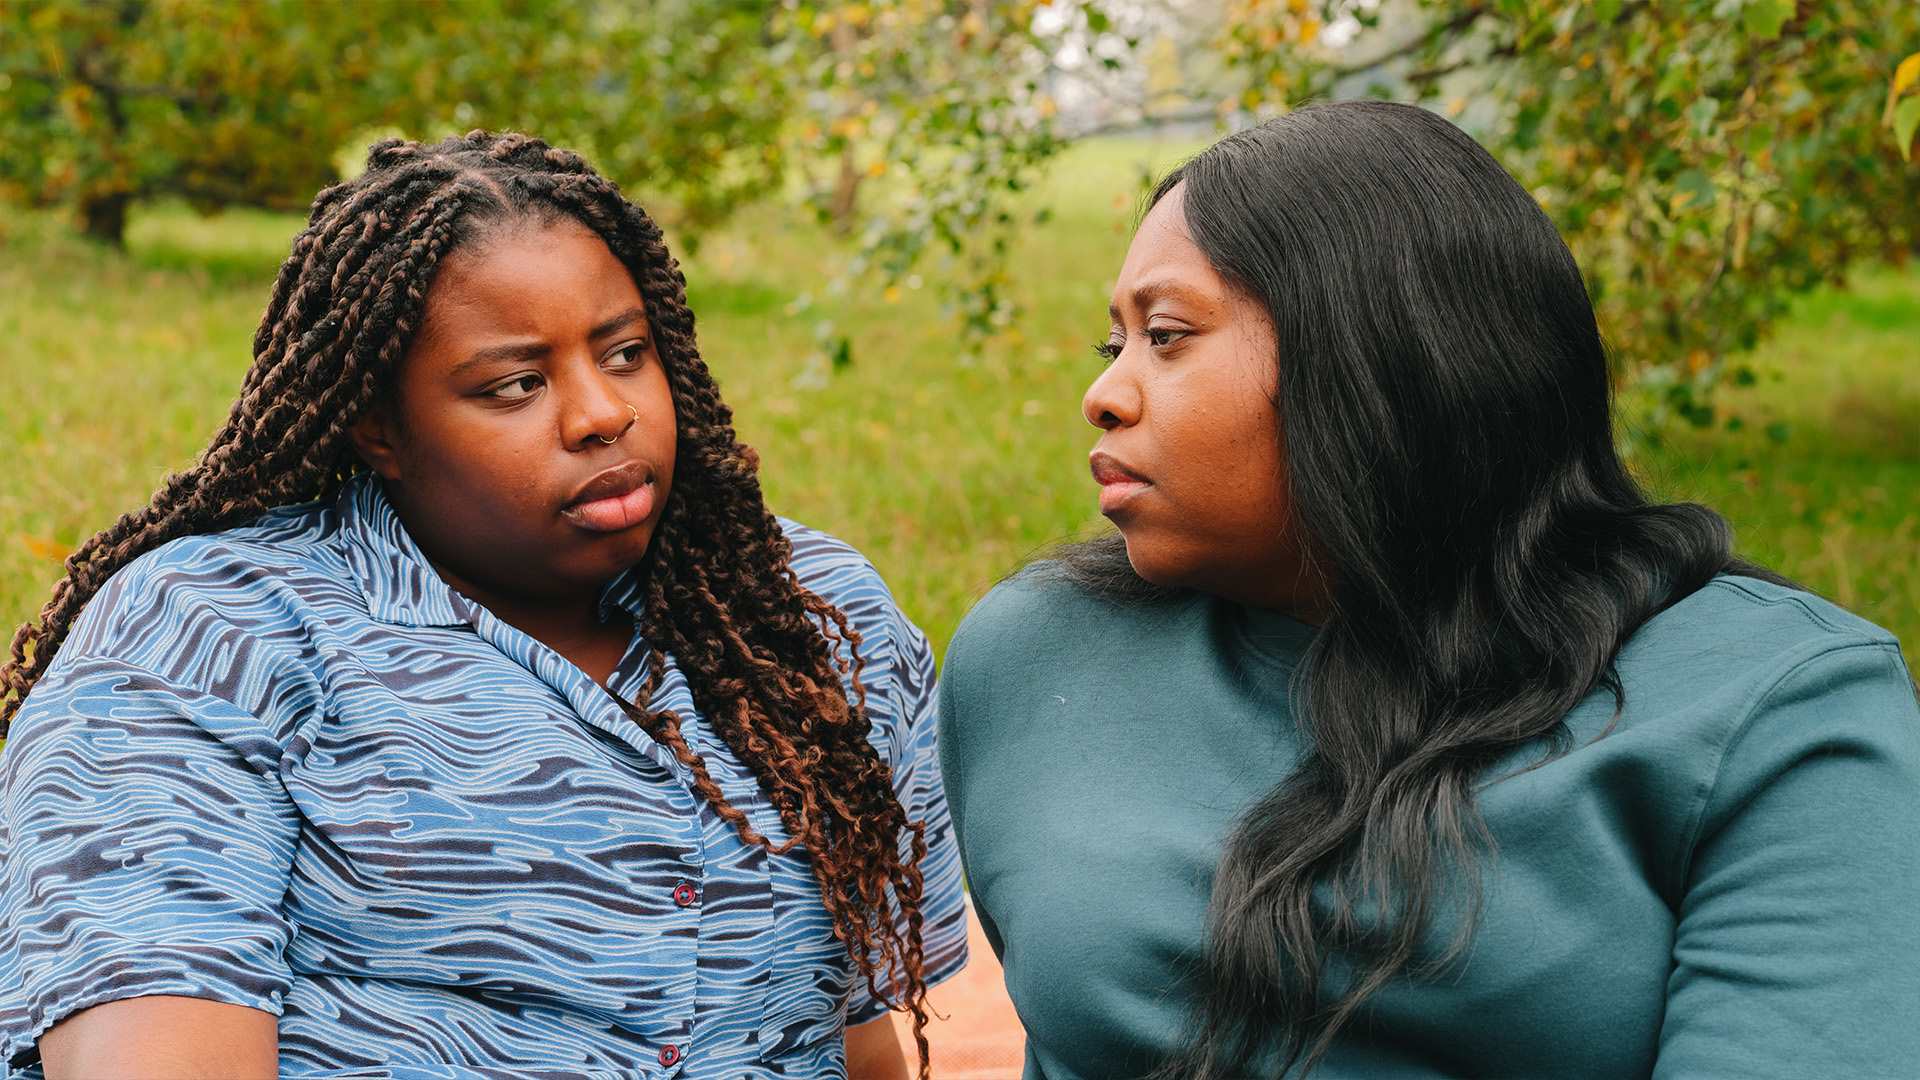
[1092,338,1123,363]
[606,340,651,371]
[486,373,544,401]
[1145,326,1187,348]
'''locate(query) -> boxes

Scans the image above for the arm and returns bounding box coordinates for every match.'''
[41,996,276,1080]
[0,660,300,1073]
[844,1013,909,1080]
[1655,642,1920,1077]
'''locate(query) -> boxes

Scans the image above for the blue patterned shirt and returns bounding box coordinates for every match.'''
[0,474,967,1078]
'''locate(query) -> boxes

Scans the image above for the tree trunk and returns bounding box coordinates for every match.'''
[829,146,862,232]
[80,191,132,247]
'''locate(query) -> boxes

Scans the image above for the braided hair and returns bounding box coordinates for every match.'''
[0,131,935,1071]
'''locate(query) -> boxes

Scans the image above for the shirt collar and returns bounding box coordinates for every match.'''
[338,473,472,628]
[339,472,648,630]
[595,564,647,626]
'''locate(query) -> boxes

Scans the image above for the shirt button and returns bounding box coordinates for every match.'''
[672,881,697,908]
[658,1043,682,1067]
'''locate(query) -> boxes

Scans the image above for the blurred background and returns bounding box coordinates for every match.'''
[4,0,1918,655]
[1,2,1917,1069]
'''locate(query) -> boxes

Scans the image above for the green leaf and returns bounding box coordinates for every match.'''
[1741,0,1793,39]
[1673,169,1717,209]
[1895,95,1920,162]
[1687,95,1720,136]
[830,334,853,372]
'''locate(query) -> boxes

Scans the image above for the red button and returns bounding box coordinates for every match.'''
[673,882,697,908]
[658,1044,682,1067]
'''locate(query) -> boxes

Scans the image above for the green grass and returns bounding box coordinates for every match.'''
[2,136,1915,667]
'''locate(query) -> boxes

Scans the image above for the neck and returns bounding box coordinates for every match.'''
[430,559,625,650]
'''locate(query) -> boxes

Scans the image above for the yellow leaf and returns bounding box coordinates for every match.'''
[1886,52,1920,125]
[884,285,902,303]
[1299,18,1320,46]
[866,160,886,178]
[1895,52,1920,96]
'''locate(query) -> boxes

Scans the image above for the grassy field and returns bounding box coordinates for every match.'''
[1,137,1915,664]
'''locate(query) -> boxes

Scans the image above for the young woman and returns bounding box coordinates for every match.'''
[938,101,1920,1079]
[0,132,966,1080]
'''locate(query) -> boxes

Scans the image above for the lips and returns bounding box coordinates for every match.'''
[562,460,658,533]
[1090,450,1151,514]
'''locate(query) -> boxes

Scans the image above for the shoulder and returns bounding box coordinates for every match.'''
[947,560,1182,672]
[776,517,918,650]
[775,519,932,735]
[941,561,1195,727]
[1620,573,1905,700]
[54,499,347,686]
[1614,572,1916,790]
[777,517,898,614]
[1667,574,1898,650]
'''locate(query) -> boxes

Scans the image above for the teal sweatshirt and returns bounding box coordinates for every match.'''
[938,571,1920,1079]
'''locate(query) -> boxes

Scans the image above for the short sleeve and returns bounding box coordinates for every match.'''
[845,606,970,1026]
[0,656,300,1068]
[1656,641,1920,1078]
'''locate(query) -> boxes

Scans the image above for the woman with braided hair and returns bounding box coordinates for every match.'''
[0,131,967,1079]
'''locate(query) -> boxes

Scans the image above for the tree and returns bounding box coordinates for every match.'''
[1,0,1079,369]
[1207,0,1920,432]
[0,0,800,246]
[1,0,424,244]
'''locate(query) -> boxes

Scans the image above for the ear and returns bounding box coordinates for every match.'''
[348,402,406,483]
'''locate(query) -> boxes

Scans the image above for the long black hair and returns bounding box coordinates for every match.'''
[1051,101,1783,1076]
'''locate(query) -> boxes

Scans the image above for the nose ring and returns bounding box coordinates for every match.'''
[593,403,639,445]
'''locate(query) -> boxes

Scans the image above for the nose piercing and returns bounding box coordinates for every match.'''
[593,403,639,445]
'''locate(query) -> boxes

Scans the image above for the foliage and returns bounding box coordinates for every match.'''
[775,1,1080,370]
[0,0,424,243]
[1212,0,1920,435]
[6,0,1916,420]
[0,0,1081,372]
[0,1,791,244]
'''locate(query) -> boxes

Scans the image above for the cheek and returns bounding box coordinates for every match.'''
[397,408,553,518]
[1129,369,1288,579]
[639,367,678,451]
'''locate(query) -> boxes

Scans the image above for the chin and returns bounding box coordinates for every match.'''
[1117,530,1196,590]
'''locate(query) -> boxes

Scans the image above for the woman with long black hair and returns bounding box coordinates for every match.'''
[938,100,1920,1079]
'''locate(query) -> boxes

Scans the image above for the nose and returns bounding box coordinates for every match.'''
[559,364,637,451]
[1082,350,1141,431]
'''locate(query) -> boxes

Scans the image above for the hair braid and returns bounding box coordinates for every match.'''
[2,130,936,1075]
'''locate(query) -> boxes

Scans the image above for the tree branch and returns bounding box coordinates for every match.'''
[1326,4,1490,80]
[9,66,222,114]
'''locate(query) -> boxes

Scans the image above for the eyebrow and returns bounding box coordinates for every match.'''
[590,306,649,340]
[445,307,651,378]
[1109,279,1210,321]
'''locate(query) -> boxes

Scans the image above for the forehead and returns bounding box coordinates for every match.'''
[419,217,645,342]
[1113,183,1226,297]
[1121,181,1236,311]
